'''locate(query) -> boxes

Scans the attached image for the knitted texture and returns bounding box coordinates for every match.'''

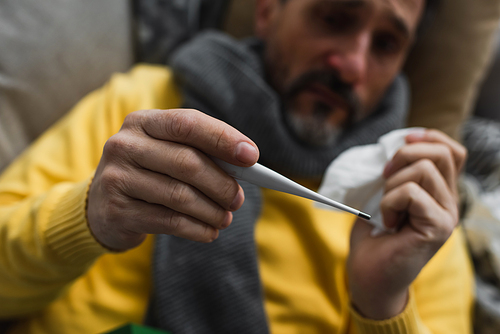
[146,182,268,333]
[463,116,500,191]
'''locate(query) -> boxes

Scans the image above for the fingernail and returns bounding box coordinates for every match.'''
[230,189,244,211]
[407,129,426,141]
[235,142,258,165]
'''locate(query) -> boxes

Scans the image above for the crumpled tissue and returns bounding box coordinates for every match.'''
[316,127,425,235]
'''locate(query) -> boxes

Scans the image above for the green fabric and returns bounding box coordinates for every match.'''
[107,323,170,334]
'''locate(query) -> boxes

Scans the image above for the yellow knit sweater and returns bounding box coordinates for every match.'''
[0,65,474,333]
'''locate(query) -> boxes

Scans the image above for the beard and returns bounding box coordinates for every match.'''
[280,69,363,147]
[283,100,344,147]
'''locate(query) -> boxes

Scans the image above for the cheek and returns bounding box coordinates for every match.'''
[363,59,403,112]
[270,24,328,85]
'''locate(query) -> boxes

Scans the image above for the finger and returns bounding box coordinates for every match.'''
[103,133,245,211]
[120,199,219,243]
[122,167,234,230]
[405,129,467,173]
[125,109,259,166]
[383,142,456,190]
[384,159,456,212]
[380,182,457,240]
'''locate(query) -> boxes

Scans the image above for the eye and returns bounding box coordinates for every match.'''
[372,32,402,55]
[322,12,359,33]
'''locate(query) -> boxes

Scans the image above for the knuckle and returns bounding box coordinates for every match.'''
[220,179,239,208]
[433,143,453,164]
[103,134,137,159]
[440,144,454,162]
[173,147,205,178]
[167,181,194,207]
[123,110,145,129]
[100,166,127,194]
[415,159,440,181]
[417,158,435,173]
[166,110,196,141]
[403,181,421,198]
[104,197,126,221]
[102,136,122,156]
[99,198,131,238]
[162,210,183,234]
[427,209,458,244]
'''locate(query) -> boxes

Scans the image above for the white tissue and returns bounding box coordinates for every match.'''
[316,127,425,235]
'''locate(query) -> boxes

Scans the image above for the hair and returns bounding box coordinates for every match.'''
[417,0,440,37]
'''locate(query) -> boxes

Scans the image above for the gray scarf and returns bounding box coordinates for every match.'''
[145,31,408,334]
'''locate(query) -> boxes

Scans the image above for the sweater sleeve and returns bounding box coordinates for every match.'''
[350,227,474,334]
[0,65,180,318]
[350,288,431,334]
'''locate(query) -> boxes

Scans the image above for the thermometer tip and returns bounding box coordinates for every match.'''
[358,212,371,221]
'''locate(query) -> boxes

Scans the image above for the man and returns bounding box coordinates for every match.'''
[0,0,472,333]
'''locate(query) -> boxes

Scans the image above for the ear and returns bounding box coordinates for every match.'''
[255,0,279,38]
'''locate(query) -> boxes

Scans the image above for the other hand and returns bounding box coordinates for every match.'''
[347,129,467,319]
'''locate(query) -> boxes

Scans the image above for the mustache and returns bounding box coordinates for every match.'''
[283,69,362,118]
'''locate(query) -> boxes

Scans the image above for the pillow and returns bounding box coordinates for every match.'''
[404,0,500,140]
[473,28,500,122]
[223,0,255,39]
[224,0,500,140]
[0,0,133,171]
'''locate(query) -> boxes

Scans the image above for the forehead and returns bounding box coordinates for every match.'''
[380,0,424,27]
[297,0,425,35]
[302,0,423,14]
[381,0,423,11]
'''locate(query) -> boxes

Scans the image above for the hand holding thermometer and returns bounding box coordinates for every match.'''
[211,157,371,221]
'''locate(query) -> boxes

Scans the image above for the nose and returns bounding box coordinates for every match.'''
[325,32,370,85]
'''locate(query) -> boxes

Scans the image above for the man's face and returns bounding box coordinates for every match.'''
[255,0,425,146]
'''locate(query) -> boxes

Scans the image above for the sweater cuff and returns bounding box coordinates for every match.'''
[350,288,429,334]
[45,178,109,265]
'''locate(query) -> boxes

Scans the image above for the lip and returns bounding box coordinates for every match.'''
[306,83,350,111]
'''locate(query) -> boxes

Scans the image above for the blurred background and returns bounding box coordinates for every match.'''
[3,0,500,332]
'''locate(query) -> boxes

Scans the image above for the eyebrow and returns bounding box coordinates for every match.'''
[323,0,369,9]
[321,0,412,40]
[387,13,411,40]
